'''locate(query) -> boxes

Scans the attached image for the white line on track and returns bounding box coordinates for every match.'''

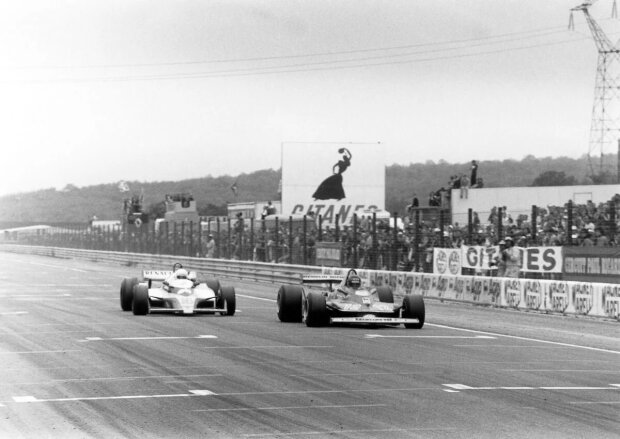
[443,383,620,392]
[202,345,334,349]
[0,311,28,315]
[569,401,620,404]
[365,334,496,339]
[1,294,71,298]
[3,374,223,386]
[12,389,216,403]
[243,427,458,437]
[0,350,82,355]
[79,335,217,342]
[9,260,88,273]
[213,387,436,397]
[453,344,571,348]
[193,403,387,412]
[236,294,276,302]
[502,369,620,373]
[2,285,110,288]
[5,386,445,405]
[427,323,620,355]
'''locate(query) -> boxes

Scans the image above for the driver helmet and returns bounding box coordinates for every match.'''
[346,275,362,289]
[175,269,189,280]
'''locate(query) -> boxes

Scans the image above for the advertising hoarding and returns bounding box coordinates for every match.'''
[281,142,385,226]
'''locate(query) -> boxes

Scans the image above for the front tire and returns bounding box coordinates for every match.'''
[132,284,150,315]
[303,291,328,327]
[402,294,425,329]
[205,279,221,294]
[219,286,236,316]
[277,285,303,322]
[120,277,138,311]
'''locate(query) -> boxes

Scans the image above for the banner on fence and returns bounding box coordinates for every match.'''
[458,245,562,273]
[563,246,620,283]
[432,248,462,275]
[314,242,342,267]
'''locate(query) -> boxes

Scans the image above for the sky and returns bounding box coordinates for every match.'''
[0,0,618,197]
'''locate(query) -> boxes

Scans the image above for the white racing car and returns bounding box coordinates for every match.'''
[119,263,236,316]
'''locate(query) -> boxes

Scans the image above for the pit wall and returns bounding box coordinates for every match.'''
[321,267,620,321]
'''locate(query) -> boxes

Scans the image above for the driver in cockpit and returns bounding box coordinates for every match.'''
[164,264,198,287]
[338,273,362,296]
[172,268,189,280]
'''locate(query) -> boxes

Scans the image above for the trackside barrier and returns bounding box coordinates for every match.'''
[0,244,321,285]
[322,268,620,321]
[2,244,618,321]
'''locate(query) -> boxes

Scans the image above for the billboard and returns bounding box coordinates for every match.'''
[281,142,385,226]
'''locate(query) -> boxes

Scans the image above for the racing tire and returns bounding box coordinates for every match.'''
[132,284,150,316]
[277,285,303,322]
[402,294,425,329]
[219,286,236,316]
[376,286,394,303]
[120,277,138,311]
[303,291,328,327]
[205,279,221,294]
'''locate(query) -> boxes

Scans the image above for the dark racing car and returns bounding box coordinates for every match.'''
[276,269,424,328]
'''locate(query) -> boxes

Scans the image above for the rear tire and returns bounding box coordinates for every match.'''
[277,285,303,322]
[376,286,394,303]
[402,294,425,329]
[120,277,138,311]
[132,284,150,315]
[303,291,328,327]
[219,286,236,316]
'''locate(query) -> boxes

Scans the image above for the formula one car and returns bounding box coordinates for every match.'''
[119,263,236,316]
[276,269,424,328]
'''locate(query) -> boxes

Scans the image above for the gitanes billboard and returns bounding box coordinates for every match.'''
[281,142,385,226]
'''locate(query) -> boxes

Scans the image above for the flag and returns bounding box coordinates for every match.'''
[118,181,130,193]
[277,178,282,195]
[230,180,238,196]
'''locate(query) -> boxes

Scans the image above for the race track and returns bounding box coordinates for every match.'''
[0,251,619,438]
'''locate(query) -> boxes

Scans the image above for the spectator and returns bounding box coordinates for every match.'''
[470,160,478,187]
[503,237,521,278]
[205,234,215,258]
[460,174,470,199]
[492,240,507,277]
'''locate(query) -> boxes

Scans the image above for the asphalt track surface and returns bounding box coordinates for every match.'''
[0,251,618,439]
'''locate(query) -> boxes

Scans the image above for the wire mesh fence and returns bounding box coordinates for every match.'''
[6,198,620,274]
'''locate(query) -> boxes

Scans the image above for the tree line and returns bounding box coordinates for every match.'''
[1,154,616,225]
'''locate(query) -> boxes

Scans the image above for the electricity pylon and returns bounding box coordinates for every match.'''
[570,0,620,180]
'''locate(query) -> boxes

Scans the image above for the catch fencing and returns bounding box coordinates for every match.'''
[4,199,619,275]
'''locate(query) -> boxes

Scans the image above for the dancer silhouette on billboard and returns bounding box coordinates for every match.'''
[312,147,352,201]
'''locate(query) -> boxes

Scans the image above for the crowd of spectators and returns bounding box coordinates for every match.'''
[428,160,483,207]
[20,194,620,274]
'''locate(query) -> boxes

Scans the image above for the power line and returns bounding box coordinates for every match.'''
[3,24,575,72]
[3,30,592,84]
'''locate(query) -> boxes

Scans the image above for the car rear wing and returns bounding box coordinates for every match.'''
[301,275,343,290]
[143,270,197,281]
[143,270,173,281]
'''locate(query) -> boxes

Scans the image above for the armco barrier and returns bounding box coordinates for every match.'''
[2,244,618,321]
[0,244,321,285]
